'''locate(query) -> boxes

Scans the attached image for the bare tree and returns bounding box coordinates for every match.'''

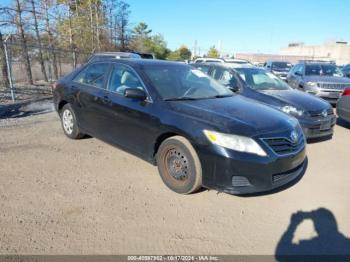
[115,0,130,51]
[42,0,58,80]
[29,0,48,82]
[0,30,10,89]
[15,0,33,84]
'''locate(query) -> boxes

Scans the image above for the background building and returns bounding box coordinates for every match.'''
[280,41,350,65]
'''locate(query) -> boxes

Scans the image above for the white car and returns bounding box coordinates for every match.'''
[194,57,252,66]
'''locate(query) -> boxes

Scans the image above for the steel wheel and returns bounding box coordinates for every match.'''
[156,136,202,194]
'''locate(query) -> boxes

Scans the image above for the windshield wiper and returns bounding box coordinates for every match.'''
[213,94,233,98]
[164,97,198,101]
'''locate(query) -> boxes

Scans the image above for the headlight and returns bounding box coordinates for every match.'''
[306,81,317,87]
[281,105,304,117]
[203,130,267,157]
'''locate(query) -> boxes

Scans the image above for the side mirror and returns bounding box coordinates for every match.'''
[229,85,239,92]
[124,88,147,100]
[222,79,240,92]
[295,71,302,76]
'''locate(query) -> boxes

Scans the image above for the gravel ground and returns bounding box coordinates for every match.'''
[0,105,350,255]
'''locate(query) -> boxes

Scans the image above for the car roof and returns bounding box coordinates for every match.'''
[192,62,256,69]
[91,58,189,67]
[266,60,291,63]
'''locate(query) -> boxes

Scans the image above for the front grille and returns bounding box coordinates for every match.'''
[272,163,304,184]
[263,135,304,155]
[309,108,334,118]
[319,83,348,90]
[232,176,251,187]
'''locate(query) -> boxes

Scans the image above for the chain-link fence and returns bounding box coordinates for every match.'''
[0,40,91,104]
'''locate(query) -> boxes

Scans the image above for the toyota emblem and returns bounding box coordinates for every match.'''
[291,131,298,143]
[322,110,328,118]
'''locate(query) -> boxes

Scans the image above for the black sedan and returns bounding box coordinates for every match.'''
[193,63,335,139]
[53,59,306,195]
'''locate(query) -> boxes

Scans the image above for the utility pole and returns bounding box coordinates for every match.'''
[193,40,198,59]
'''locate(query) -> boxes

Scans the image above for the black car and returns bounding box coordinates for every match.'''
[192,63,335,139]
[53,59,306,195]
[265,61,292,81]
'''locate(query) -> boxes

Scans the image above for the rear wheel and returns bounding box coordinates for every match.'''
[60,104,84,139]
[156,136,202,194]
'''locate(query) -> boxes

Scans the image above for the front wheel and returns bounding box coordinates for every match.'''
[60,104,84,139]
[156,136,202,194]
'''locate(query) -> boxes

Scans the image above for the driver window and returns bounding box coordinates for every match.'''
[108,64,144,95]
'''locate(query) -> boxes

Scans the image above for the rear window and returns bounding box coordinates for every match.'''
[272,62,292,69]
[73,63,110,89]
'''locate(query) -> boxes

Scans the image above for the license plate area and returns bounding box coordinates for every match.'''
[320,120,332,130]
[328,92,341,98]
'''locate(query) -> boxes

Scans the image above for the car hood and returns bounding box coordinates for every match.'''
[168,95,298,137]
[257,89,331,112]
[303,75,350,84]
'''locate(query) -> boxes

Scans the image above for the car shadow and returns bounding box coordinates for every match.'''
[336,118,350,129]
[275,208,350,261]
[0,97,53,119]
[234,158,308,198]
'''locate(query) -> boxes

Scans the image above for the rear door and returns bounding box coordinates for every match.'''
[71,62,112,136]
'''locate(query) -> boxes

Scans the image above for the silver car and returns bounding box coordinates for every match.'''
[337,89,350,123]
[287,62,350,104]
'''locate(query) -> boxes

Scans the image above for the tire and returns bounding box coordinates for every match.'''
[156,136,202,194]
[60,104,84,139]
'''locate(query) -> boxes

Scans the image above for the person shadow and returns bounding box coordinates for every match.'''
[275,208,350,261]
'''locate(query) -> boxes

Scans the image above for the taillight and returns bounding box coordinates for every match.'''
[342,89,350,96]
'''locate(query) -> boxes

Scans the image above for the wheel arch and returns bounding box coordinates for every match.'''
[58,100,69,112]
[152,131,195,165]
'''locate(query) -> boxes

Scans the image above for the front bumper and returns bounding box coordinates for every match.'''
[197,142,306,195]
[298,115,336,139]
[313,90,343,104]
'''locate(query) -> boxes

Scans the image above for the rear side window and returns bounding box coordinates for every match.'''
[73,63,110,89]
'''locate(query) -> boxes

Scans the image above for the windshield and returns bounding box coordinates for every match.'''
[305,64,344,77]
[235,68,291,91]
[143,64,233,100]
[272,62,292,70]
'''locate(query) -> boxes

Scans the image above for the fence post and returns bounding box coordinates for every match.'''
[3,37,15,102]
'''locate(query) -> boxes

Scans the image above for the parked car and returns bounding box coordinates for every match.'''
[265,61,292,81]
[287,62,350,104]
[53,59,306,195]
[342,64,350,78]
[192,63,335,139]
[336,89,350,123]
[87,52,141,63]
[193,57,251,66]
[132,51,155,59]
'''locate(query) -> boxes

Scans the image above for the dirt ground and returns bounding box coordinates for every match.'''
[0,103,350,255]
